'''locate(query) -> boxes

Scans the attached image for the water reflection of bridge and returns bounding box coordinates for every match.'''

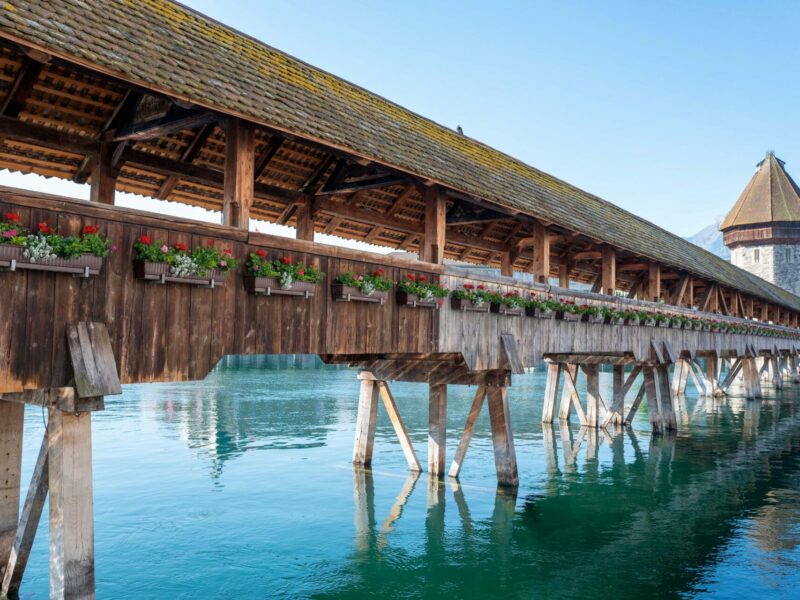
[340,396,799,599]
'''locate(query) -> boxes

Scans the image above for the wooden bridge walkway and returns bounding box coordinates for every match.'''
[1,1,800,597]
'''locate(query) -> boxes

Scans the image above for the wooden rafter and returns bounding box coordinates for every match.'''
[0,57,43,118]
[156,124,214,199]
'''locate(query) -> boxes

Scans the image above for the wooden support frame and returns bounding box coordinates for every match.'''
[89,142,116,205]
[376,381,422,472]
[294,194,315,242]
[487,386,518,488]
[352,378,379,467]
[448,386,487,479]
[559,365,587,425]
[0,401,24,581]
[421,186,446,264]
[647,262,661,302]
[428,383,447,477]
[541,363,562,423]
[223,117,255,229]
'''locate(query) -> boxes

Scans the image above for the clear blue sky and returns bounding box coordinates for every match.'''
[177,0,800,237]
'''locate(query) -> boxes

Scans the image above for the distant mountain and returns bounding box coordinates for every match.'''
[686,216,730,260]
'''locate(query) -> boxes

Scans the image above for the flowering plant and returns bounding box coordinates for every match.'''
[451,283,490,307]
[1,215,112,261]
[245,251,323,289]
[134,236,237,278]
[335,269,392,296]
[397,273,448,301]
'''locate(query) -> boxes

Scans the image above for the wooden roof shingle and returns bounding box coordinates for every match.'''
[2,0,800,310]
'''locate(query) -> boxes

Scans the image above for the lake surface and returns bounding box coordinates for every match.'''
[12,356,800,599]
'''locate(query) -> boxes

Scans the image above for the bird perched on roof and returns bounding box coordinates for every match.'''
[456,125,464,135]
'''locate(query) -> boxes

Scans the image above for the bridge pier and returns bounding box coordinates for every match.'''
[0,401,24,584]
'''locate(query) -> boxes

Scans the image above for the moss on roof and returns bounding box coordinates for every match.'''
[2,0,800,310]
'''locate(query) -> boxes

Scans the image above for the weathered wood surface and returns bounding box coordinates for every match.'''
[66,323,122,398]
[0,401,23,580]
[0,190,798,392]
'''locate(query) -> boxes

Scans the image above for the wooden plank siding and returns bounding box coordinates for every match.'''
[0,188,798,391]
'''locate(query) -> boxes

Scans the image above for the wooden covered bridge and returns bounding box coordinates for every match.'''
[1,1,800,597]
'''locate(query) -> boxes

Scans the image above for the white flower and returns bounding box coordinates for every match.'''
[170,254,198,278]
[22,234,56,262]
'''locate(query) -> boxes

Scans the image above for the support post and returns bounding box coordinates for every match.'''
[500,251,514,277]
[584,364,600,428]
[486,386,518,488]
[642,366,663,434]
[89,142,115,205]
[428,383,447,477]
[421,186,445,264]
[376,382,422,472]
[558,259,571,288]
[2,434,48,597]
[541,363,561,423]
[352,379,379,467]
[647,262,661,302]
[448,386,487,479]
[656,365,677,431]
[0,401,24,580]
[532,222,550,284]
[223,117,255,229]
[48,409,95,600]
[601,246,616,295]
[294,194,315,241]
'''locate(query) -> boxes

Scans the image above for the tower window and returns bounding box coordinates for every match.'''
[754,249,760,263]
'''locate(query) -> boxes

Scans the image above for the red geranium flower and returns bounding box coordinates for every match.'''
[82,225,98,235]
[206,239,214,247]
[223,249,232,256]
[419,274,428,282]
[38,222,54,235]
[280,256,292,265]
[139,234,152,245]
[374,268,385,277]
[4,212,19,223]
[174,243,188,252]
[464,283,474,290]
[477,284,484,290]
[256,249,267,258]
[439,299,444,305]
[298,268,305,276]
[407,273,416,281]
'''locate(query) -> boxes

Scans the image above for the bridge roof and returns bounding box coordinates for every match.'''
[721,153,800,230]
[2,0,800,311]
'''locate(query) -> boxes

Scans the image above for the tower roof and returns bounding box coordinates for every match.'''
[721,152,800,230]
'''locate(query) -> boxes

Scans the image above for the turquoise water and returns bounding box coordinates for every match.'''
[12,358,800,599]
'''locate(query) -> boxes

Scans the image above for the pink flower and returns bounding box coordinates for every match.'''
[161,244,168,253]
[9,229,16,237]
[219,260,227,268]
[253,265,260,271]
[2,231,9,239]
[110,244,117,252]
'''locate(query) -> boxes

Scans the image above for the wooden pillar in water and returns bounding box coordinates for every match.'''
[352,378,379,467]
[486,386,518,488]
[611,365,624,425]
[0,401,24,581]
[656,365,677,432]
[642,366,663,434]
[583,364,601,428]
[541,363,561,423]
[428,383,447,477]
[48,410,95,600]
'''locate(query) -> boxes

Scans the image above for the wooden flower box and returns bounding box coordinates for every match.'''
[396,291,440,309]
[134,260,225,287]
[693,323,705,331]
[450,296,490,313]
[525,307,555,319]
[642,318,657,327]
[243,276,316,298]
[557,311,582,322]
[584,314,605,324]
[490,302,524,317]
[0,244,102,277]
[605,316,626,325]
[656,320,669,328]
[331,283,388,304]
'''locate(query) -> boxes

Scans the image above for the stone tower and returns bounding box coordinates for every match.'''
[721,152,800,296]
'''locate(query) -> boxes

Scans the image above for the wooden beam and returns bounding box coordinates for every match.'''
[558,258,571,288]
[387,185,416,217]
[89,142,116,205]
[112,108,217,142]
[48,409,95,600]
[0,58,42,118]
[0,115,97,156]
[421,186,446,264]
[718,287,730,316]
[294,194,314,241]
[376,382,421,472]
[223,117,255,229]
[448,386,487,479]
[500,251,513,277]
[428,383,447,477]
[532,221,550,284]
[647,262,661,302]
[670,273,690,306]
[573,250,602,262]
[156,124,213,199]
[253,136,284,181]
[1,434,47,598]
[352,379,379,467]
[487,386,518,488]
[601,246,616,295]
[0,401,23,581]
